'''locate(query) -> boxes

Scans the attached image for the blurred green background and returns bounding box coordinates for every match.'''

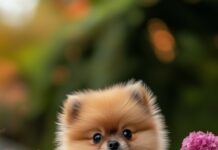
[0,0,218,149]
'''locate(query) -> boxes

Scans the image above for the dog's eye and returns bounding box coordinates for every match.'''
[93,133,102,144]
[122,129,132,140]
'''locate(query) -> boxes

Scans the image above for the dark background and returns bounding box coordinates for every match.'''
[0,0,218,149]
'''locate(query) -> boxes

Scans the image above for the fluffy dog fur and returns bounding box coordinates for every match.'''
[56,81,168,150]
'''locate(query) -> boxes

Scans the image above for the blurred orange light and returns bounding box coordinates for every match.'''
[57,0,91,20]
[0,59,17,86]
[0,59,27,111]
[152,30,175,52]
[148,18,176,63]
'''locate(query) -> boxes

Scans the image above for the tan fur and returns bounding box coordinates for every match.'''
[56,81,168,150]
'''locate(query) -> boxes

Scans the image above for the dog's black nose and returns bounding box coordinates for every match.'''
[108,140,120,150]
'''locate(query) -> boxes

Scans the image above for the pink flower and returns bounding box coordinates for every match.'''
[181,131,218,150]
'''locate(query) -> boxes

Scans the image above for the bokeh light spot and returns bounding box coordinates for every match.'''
[148,18,176,63]
[0,0,39,27]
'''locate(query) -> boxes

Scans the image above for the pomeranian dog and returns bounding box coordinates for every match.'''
[56,81,168,150]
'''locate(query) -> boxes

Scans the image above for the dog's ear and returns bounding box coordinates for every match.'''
[128,80,156,113]
[63,95,81,124]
